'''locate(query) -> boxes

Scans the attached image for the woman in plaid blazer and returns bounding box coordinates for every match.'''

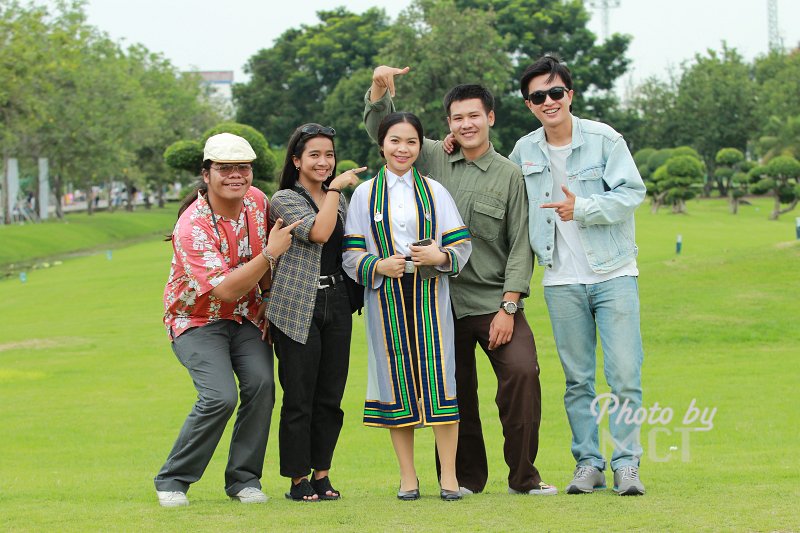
[266,124,365,502]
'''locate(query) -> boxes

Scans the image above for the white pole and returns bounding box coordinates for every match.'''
[39,158,50,220]
[7,158,19,222]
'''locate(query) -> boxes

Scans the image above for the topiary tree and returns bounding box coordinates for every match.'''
[164,122,278,196]
[336,159,359,175]
[633,147,656,180]
[650,154,705,214]
[715,147,746,214]
[163,140,204,174]
[642,148,675,212]
[202,122,276,182]
[672,145,702,160]
[749,155,800,220]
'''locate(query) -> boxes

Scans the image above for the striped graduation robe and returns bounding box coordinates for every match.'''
[343,167,472,427]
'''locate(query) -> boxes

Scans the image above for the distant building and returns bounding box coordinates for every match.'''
[190,70,235,117]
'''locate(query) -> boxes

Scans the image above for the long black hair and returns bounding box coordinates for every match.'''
[377,112,424,158]
[279,123,337,190]
[165,159,212,241]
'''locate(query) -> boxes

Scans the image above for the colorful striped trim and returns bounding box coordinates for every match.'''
[413,168,435,240]
[343,234,367,251]
[357,254,379,287]
[442,226,470,247]
[446,248,459,275]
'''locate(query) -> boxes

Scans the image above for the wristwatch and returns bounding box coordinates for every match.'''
[500,300,518,315]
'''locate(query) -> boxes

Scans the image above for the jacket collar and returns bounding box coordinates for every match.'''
[532,114,584,157]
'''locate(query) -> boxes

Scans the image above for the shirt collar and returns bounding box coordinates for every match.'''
[386,167,414,189]
[195,190,245,223]
[447,143,497,171]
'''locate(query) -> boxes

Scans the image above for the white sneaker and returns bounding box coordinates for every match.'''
[508,481,558,496]
[459,486,475,496]
[157,490,189,508]
[231,486,268,504]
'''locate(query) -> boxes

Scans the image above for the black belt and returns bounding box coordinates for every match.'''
[318,272,344,289]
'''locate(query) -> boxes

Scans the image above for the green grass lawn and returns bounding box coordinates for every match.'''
[0,206,177,270]
[0,198,798,531]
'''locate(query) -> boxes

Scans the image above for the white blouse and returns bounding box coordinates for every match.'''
[385,168,419,257]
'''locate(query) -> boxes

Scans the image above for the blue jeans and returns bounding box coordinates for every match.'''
[543,276,643,471]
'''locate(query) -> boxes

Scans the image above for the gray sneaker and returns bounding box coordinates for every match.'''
[613,465,645,496]
[566,466,606,494]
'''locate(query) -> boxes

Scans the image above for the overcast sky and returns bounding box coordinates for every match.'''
[83,0,800,89]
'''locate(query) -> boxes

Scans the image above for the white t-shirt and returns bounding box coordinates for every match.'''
[542,142,638,286]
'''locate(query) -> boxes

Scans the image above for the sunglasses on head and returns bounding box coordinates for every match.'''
[526,86,569,105]
[300,124,336,137]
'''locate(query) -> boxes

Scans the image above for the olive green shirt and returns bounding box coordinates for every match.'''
[364,89,533,318]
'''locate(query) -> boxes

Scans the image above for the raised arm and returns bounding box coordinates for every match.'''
[308,167,365,243]
[364,66,408,143]
[370,65,410,102]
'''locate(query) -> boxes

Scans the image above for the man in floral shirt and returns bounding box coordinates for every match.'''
[154,133,299,507]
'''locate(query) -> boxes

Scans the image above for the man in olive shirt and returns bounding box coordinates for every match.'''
[364,66,556,495]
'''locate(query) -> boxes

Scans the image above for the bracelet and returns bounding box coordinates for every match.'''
[261,248,277,276]
[327,187,341,193]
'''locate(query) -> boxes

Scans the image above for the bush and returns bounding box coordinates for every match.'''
[163,140,203,174]
[336,159,359,174]
[202,122,277,181]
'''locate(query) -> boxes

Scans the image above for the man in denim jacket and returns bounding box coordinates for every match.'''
[509,54,647,496]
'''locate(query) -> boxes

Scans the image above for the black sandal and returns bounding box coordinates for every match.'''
[310,475,340,500]
[285,478,318,501]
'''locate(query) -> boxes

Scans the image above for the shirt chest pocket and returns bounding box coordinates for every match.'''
[522,163,546,203]
[571,165,607,195]
[469,197,506,241]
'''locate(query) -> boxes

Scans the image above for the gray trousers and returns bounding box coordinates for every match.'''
[154,319,275,496]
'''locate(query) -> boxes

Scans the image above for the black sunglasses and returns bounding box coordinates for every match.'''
[300,124,336,137]
[526,86,569,105]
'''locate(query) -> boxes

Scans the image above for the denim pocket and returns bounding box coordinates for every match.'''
[572,165,606,195]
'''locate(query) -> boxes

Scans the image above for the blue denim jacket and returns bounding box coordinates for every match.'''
[509,116,646,273]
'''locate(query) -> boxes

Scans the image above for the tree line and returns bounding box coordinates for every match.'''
[4,0,798,222]
[1,0,219,221]
[231,0,798,218]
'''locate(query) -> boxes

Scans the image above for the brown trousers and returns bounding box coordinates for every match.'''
[437,311,543,493]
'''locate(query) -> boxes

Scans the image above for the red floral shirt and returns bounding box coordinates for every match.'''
[163,188,270,338]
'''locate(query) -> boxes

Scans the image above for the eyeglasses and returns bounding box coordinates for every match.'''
[211,164,252,176]
[300,124,336,137]
[526,86,569,105]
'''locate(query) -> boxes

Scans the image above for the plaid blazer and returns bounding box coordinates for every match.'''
[266,184,348,344]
